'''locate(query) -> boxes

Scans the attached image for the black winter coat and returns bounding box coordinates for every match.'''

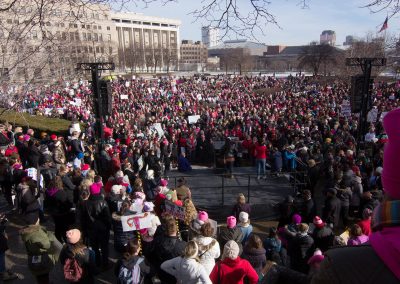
[288,234,314,274]
[111,211,136,253]
[81,194,111,237]
[218,227,244,255]
[312,226,334,252]
[322,196,341,228]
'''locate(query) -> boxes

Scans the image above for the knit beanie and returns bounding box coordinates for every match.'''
[66,229,81,245]
[239,212,249,224]
[223,240,240,260]
[382,108,400,199]
[292,214,302,225]
[227,216,237,228]
[313,216,324,228]
[160,179,168,187]
[198,211,209,223]
[90,182,102,195]
[308,249,324,265]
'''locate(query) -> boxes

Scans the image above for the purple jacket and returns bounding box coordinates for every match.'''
[347,235,369,246]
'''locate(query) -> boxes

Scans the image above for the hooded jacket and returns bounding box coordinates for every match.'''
[218,227,244,255]
[194,236,221,275]
[241,246,267,274]
[115,255,150,282]
[209,257,258,284]
[111,211,136,252]
[161,256,211,284]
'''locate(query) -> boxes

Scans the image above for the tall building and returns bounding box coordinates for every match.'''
[343,35,359,46]
[111,11,181,72]
[179,40,208,71]
[320,30,336,46]
[201,26,220,48]
[0,3,181,82]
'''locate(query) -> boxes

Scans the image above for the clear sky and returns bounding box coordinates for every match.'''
[123,0,399,46]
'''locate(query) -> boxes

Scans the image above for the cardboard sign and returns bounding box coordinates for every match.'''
[188,115,201,124]
[121,213,152,232]
[164,200,185,220]
[341,100,351,118]
[120,94,129,100]
[367,108,378,123]
[151,123,164,138]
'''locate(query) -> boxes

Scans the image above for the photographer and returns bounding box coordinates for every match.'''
[0,214,18,281]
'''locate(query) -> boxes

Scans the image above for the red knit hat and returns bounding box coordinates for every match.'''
[50,134,57,141]
[313,216,325,228]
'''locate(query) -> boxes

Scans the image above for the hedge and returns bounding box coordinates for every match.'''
[0,109,73,136]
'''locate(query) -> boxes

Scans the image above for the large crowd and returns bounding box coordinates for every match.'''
[0,74,399,283]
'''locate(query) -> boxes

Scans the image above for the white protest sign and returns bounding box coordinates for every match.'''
[74,98,82,106]
[164,200,185,220]
[367,108,378,123]
[196,94,202,100]
[121,213,152,232]
[151,123,164,138]
[341,100,351,118]
[120,95,129,100]
[188,115,201,124]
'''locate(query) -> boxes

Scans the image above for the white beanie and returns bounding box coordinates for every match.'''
[239,211,249,224]
[223,240,240,260]
[111,185,122,195]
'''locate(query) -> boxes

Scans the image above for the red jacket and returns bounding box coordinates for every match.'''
[210,257,258,284]
[254,144,268,159]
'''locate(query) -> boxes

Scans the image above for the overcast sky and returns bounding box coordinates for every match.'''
[123,0,399,46]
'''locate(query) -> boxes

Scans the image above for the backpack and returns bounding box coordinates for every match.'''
[63,257,83,282]
[118,257,144,284]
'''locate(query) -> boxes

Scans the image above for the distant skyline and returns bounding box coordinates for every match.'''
[122,0,399,46]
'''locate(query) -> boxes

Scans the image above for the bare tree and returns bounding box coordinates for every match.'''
[162,47,178,73]
[153,47,163,72]
[298,44,340,76]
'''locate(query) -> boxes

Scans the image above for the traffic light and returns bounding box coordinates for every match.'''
[99,80,113,116]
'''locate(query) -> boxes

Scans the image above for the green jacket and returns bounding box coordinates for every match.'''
[20,225,58,276]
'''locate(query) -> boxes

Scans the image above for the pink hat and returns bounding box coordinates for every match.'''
[308,249,324,265]
[198,211,208,222]
[23,134,30,141]
[160,179,168,187]
[81,164,90,171]
[227,216,237,228]
[66,229,81,245]
[292,214,302,225]
[313,216,324,228]
[382,108,400,199]
[90,182,102,195]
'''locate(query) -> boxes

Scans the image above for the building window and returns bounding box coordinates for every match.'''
[107,26,110,30]
[46,22,51,26]
[6,19,12,24]
[74,24,78,28]
[82,32,86,41]
[86,24,90,29]
[101,47,104,53]
[60,23,65,28]
[109,47,113,54]
[99,34,103,41]
[93,25,97,30]
[75,32,79,41]
[96,46,100,53]
[89,46,93,53]
[107,34,111,41]
[98,25,101,30]
[93,33,98,41]
[82,24,85,28]
[87,33,92,41]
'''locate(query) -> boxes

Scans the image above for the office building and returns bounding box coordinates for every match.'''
[320,30,336,46]
[201,26,220,48]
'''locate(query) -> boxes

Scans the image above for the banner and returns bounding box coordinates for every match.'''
[164,200,185,220]
[188,115,200,124]
[121,213,152,232]
[120,95,129,100]
[367,108,378,123]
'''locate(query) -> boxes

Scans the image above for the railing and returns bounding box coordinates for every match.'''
[165,170,307,206]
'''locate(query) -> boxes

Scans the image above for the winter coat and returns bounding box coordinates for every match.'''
[301,198,316,224]
[312,226,334,252]
[209,257,259,284]
[311,245,399,284]
[337,187,352,207]
[273,151,283,171]
[322,196,341,227]
[161,257,212,284]
[241,246,267,274]
[288,233,314,274]
[114,255,150,282]
[60,174,76,204]
[112,211,136,252]
[27,144,41,168]
[149,235,186,284]
[350,176,363,207]
[80,194,111,237]
[20,225,59,276]
[59,244,95,284]
[17,183,41,224]
[358,218,372,236]
[194,236,221,275]
[260,263,309,284]
[237,224,253,245]
[218,227,244,255]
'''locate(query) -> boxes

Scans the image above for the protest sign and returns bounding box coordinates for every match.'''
[367,108,378,123]
[120,94,129,100]
[121,213,152,232]
[188,115,201,124]
[164,200,185,220]
[341,100,351,118]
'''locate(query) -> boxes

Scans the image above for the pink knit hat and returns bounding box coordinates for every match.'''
[292,214,302,225]
[198,211,208,222]
[227,216,237,228]
[313,216,324,228]
[382,108,400,199]
[308,249,324,265]
[90,182,101,195]
[160,179,168,187]
[66,229,81,245]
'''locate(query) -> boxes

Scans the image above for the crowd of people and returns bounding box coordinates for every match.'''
[0,74,399,283]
